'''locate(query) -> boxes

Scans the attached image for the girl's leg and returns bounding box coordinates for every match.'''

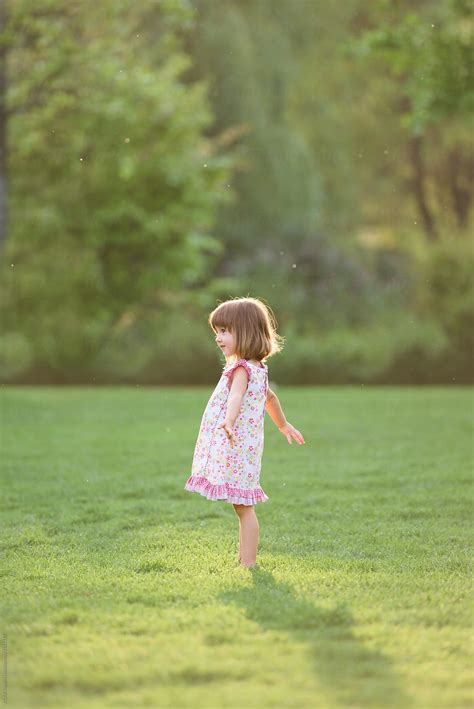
[233,504,242,562]
[233,504,259,567]
[238,520,242,563]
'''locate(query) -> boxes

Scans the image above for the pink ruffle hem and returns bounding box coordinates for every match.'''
[184,475,269,506]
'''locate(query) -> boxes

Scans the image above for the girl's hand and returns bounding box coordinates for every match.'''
[278,422,305,445]
[218,421,235,448]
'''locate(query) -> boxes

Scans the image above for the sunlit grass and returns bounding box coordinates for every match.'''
[1,385,472,708]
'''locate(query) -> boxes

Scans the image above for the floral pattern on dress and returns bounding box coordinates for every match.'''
[184,358,269,505]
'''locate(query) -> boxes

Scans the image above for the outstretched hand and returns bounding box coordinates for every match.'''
[278,422,305,445]
[217,421,235,448]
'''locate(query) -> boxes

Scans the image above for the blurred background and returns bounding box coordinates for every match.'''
[0,0,472,386]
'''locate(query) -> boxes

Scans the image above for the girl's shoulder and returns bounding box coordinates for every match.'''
[221,359,267,388]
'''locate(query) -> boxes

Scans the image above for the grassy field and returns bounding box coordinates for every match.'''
[1,384,472,708]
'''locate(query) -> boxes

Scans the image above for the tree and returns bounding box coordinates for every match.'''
[356,0,473,239]
[0,0,232,377]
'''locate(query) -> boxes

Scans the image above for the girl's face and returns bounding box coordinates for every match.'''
[214,326,237,358]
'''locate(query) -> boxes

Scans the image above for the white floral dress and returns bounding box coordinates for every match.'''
[184,359,269,505]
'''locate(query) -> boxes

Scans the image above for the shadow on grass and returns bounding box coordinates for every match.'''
[218,567,412,708]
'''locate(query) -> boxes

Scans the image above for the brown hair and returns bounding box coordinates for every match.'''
[208,297,284,363]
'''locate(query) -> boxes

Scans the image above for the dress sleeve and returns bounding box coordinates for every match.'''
[223,359,251,388]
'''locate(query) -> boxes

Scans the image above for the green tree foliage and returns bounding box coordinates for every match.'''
[189,0,322,244]
[0,0,232,376]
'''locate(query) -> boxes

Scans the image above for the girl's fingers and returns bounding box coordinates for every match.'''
[218,422,234,446]
[292,429,305,445]
[225,427,234,447]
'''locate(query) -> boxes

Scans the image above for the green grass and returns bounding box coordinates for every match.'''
[1,385,473,708]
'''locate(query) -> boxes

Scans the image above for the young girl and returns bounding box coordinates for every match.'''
[184,296,305,569]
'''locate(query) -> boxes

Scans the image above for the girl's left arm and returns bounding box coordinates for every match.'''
[266,387,305,445]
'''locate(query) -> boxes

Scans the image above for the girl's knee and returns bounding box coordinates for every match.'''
[233,503,254,517]
[233,503,245,517]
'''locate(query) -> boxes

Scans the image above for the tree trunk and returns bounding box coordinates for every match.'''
[448,147,471,230]
[0,3,7,257]
[409,134,437,241]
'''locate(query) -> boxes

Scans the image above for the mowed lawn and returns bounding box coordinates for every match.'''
[1,384,472,709]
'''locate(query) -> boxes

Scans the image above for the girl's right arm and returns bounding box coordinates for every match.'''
[266,388,305,446]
